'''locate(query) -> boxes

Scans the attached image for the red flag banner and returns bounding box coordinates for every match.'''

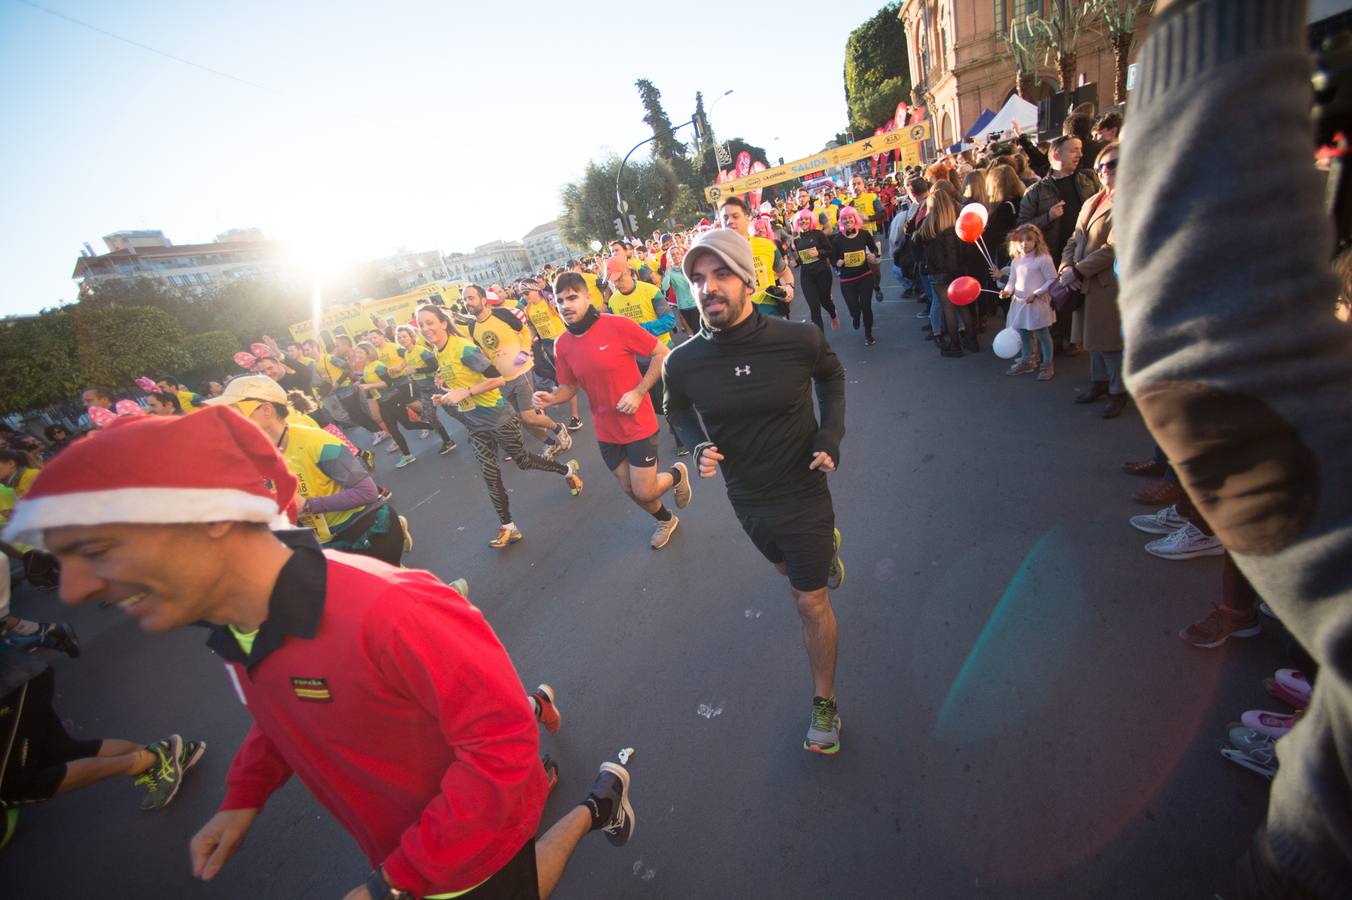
[736,151,752,180]
[748,160,766,210]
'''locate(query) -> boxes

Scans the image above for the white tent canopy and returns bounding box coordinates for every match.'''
[980,94,1040,142]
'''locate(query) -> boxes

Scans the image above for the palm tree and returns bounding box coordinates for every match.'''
[1005,16,1041,101]
[1028,0,1099,93]
[1093,0,1154,104]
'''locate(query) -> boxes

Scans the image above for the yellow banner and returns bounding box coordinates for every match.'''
[704,121,932,203]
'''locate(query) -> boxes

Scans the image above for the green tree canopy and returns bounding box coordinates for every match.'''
[559,155,681,247]
[844,3,911,135]
[74,304,187,386]
[179,330,241,387]
[0,308,85,415]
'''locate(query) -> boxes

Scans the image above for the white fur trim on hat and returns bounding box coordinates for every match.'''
[3,487,283,550]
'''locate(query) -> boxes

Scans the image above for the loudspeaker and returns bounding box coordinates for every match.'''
[1038,92,1070,139]
[1070,83,1099,117]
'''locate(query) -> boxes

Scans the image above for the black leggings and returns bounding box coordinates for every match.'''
[798,264,837,330]
[1,669,102,807]
[468,420,569,525]
[378,384,450,455]
[339,390,379,434]
[840,273,876,338]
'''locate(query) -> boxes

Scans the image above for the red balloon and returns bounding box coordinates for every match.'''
[948,276,981,306]
[956,211,985,242]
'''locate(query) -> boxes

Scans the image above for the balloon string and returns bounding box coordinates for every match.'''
[976,236,996,269]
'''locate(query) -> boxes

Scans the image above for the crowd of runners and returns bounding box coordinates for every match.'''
[2,2,1351,895]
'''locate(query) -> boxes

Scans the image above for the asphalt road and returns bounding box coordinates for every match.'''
[2,262,1285,899]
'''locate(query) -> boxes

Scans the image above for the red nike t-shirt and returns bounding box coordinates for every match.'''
[554,314,660,445]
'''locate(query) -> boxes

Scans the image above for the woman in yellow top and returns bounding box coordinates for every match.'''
[522,279,582,432]
[417,304,582,549]
[353,341,419,469]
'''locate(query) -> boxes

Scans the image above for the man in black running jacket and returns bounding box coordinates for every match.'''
[663,228,848,755]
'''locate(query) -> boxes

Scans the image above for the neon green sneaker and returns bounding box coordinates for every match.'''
[804,696,842,755]
[135,735,185,811]
[1,808,18,850]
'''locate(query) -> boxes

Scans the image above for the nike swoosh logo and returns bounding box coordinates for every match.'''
[599,345,610,350]
[644,456,655,462]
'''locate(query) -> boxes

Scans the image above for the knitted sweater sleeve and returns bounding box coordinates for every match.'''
[1118,0,1352,892]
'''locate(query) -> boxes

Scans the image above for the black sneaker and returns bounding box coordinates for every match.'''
[135,735,185,811]
[42,623,80,658]
[439,440,457,455]
[566,416,583,432]
[864,336,877,347]
[588,762,635,846]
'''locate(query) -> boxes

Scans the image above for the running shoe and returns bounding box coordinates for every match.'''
[180,738,207,773]
[385,441,400,454]
[1005,360,1036,376]
[1272,669,1312,706]
[419,429,431,439]
[6,622,80,658]
[864,335,877,347]
[565,460,583,497]
[588,762,635,846]
[489,525,523,550]
[1263,676,1310,710]
[449,578,469,598]
[0,807,17,850]
[360,450,377,471]
[566,416,583,432]
[399,515,413,553]
[1221,746,1276,780]
[650,515,679,549]
[371,431,388,445]
[1133,478,1182,506]
[1122,458,1166,478]
[439,440,457,455]
[541,754,559,793]
[552,423,573,451]
[1241,709,1299,739]
[1129,504,1188,536]
[1228,724,1278,757]
[804,696,841,755]
[1178,605,1261,648]
[671,462,692,509]
[395,454,417,469]
[1145,523,1225,560]
[136,735,185,811]
[827,528,845,591]
[531,684,562,733]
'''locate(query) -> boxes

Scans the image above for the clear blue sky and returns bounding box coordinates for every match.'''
[0,0,886,316]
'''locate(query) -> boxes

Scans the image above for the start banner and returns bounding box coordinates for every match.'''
[703,120,931,203]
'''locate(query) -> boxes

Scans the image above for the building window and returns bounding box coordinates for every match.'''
[198,272,211,283]
[170,275,185,286]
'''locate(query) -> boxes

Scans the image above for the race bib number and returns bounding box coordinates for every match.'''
[843,250,866,268]
[752,255,770,289]
[797,246,820,265]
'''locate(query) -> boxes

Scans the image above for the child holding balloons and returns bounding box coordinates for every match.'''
[999,224,1059,380]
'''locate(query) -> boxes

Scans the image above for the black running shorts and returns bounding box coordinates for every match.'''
[733,491,836,591]
[597,432,659,472]
[0,668,102,807]
[458,838,539,899]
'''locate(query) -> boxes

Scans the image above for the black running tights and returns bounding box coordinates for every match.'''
[469,420,568,525]
[840,274,875,338]
[798,265,837,330]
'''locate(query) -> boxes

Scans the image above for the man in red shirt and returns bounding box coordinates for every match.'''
[532,272,692,549]
[4,407,635,900]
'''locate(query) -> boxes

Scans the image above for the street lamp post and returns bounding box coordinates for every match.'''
[615,89,731,241]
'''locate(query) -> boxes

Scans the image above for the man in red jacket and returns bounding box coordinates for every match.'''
[3,407,635,900]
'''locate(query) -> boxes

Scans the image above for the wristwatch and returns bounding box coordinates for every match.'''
[366,868,412,900]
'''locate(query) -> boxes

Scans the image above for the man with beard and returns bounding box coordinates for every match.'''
[662,229,847,755]
[532,273,692,550]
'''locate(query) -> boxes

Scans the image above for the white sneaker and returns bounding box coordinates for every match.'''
[552,423,572,452]
[371,431,388,444]
[1145,523,1225,560]
[1129,504,1188,535]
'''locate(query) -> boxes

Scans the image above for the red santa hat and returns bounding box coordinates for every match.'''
[2,405,298,550]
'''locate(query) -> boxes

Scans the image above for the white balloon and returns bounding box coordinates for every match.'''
[959,201,989,226]
[992,327,1021,359]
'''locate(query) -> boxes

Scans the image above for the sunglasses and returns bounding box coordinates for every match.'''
[1095,159,1119,172]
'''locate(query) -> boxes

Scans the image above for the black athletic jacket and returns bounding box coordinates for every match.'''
[662,308,845,510]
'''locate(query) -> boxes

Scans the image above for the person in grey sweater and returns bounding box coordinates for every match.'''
[1118,0,1352,896]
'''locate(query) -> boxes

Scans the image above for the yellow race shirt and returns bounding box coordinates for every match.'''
[468,309,533,380]
[431,335,507,413]
[283,424,364,541]
[749,235,779,293]
[581,273,607,310]
[607,280,671,345]
[525,300,565,341]
[358,361,384,400]
[849,193,880,233]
